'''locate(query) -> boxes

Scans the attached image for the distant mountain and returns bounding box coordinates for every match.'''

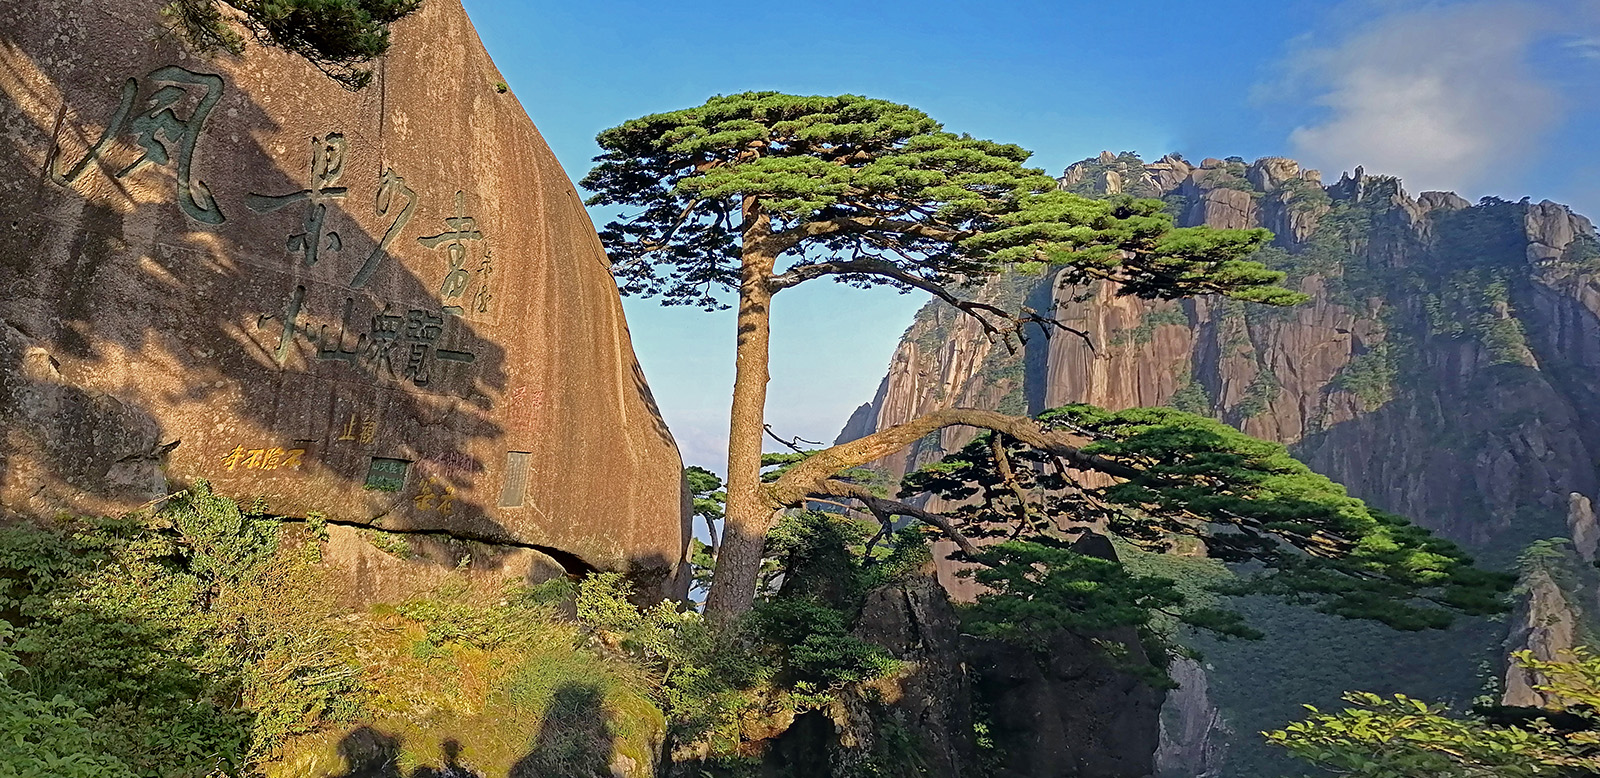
[837,152,1600,776]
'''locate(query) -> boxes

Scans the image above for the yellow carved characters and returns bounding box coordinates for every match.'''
[336,413,379,444]
[220,445,306,471]
[413,476,455,516]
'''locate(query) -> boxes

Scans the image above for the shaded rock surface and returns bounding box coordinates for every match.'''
[851,572,975,778]
[763,566,1162,778]
[0,0,688,594]
[1503,569,1578,707]
[1570,493,1598,564]
[1154,656,1227,778]
[965,632,1161,778]
[1499,491,1600,709]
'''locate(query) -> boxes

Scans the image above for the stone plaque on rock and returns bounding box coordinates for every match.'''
[0,0,689,593]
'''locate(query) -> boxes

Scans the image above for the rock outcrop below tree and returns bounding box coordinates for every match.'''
[1154,656,1228,778]
[763,565,1163,778]
[0,0,689,595]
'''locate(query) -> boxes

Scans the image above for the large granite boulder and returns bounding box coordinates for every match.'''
[0,0,689,594]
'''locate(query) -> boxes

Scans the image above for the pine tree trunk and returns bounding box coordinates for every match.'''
[703,203,779,626]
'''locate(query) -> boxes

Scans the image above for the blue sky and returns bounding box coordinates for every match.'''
[460,0,1600,471]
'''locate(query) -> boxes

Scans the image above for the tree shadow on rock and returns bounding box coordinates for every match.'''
[411,738,483,778]
[0,14,512,534]
[328,730,486,778]
[510,682,617,778]
[327,727,403,778]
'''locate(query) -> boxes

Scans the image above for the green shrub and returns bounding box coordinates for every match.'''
[751,597,897,698]
[1277,177,1331,214]
[573,573,768,752]
[1169,371,1213,415]
[568,513,928,756]
[1110,307,1189,347]
[0,623,137,778]
[1331,343,1399,409]
[0,484,680,776]
[163,0,423,89]
[1235,369,1281,419]
[0,482,341,774]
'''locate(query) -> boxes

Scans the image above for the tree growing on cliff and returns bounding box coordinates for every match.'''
[583,92,1505,627]
[164,0,422,89]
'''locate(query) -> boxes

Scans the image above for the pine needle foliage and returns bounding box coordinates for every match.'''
[164,0,421,89]
[686,466,728,524]
[901,404,1513,634]
[586,91,1315,624]
[583,92,1304,310]
[1269,650,1600,776]
[960,539,1184,648]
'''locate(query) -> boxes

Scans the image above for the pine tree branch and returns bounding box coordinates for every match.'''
[809,479,981,558]
[769,257,1094,351]
[767,407,1138,511]
[637,197,704,251]
[771,215,973,254]
[990,432,1044,534]
[764,424,822,452]
[703,514,720,556]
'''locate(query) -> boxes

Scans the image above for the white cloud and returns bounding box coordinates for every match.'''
[1282,1,1569,195]
[1567,36,1600,60]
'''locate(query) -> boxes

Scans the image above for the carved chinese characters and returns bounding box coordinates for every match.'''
[221,444,307,471]
[40,65,504,493]
[0,0,689,597]
[335,413,379,444]
[47,69,496,390]
[417,191,490,316]
[50,66,226,224]
[351,169,418,288]
[363,458,409,491]
[414,476,456,515]
[246,133,349,266]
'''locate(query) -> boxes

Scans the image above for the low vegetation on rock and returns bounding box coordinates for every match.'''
[164,0,422,88]
[5,2,1592,768]
[0,483,664,777]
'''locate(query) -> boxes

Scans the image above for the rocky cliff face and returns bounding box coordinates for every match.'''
[0,0,689,596]
[1154,656,1227,778]
[839,151,1600,775]
[1503,493,1600,708]
[847,153,1600,552]
[763,540,1164,778]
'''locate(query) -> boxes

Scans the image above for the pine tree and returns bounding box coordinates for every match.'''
[165,0,422,89]
[582,92,1501,626]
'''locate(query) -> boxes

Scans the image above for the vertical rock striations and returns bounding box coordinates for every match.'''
[1154,656,1228,778]
[1503,568,1579,707]
[1501,492,1600,708]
